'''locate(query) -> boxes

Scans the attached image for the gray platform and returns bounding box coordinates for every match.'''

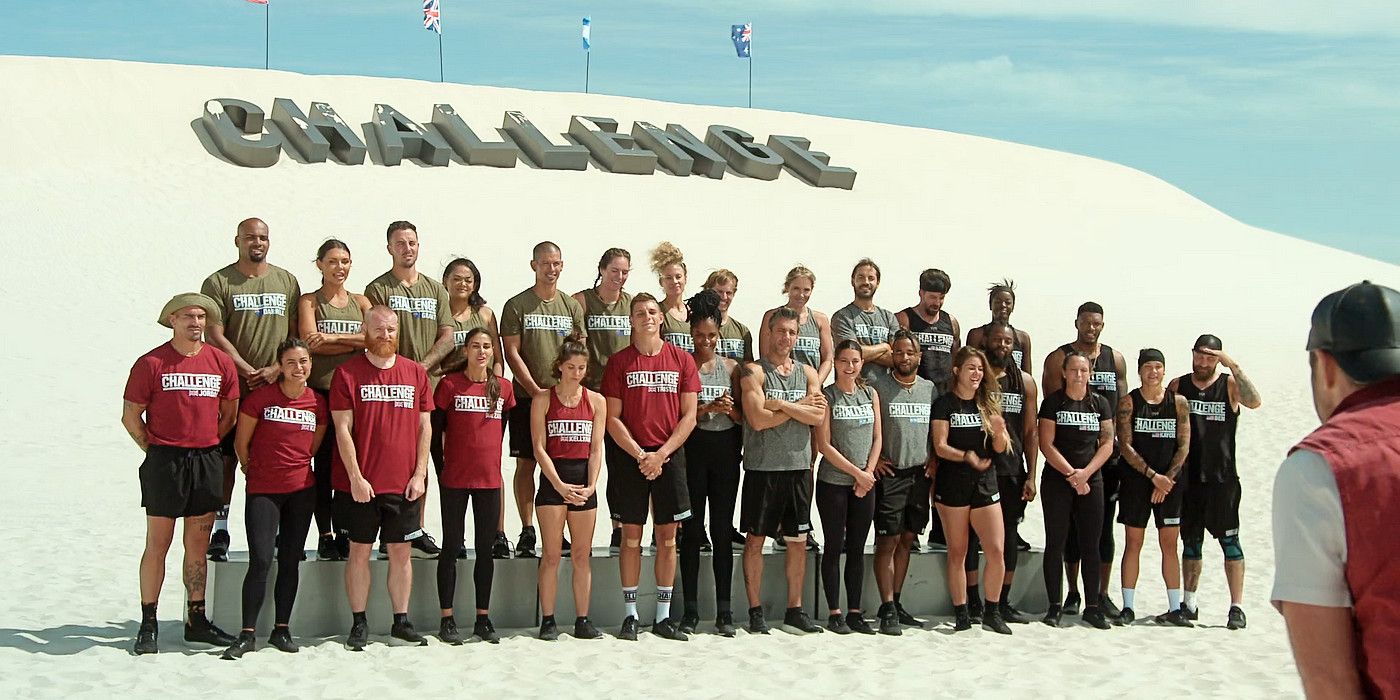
[211,546,1046,636]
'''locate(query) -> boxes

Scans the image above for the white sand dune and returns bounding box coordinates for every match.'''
[0,56,1394,697]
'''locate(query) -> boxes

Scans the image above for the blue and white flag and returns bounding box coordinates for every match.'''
[423,0,441,34]
[582,16,591,51]
[731,23,751,58]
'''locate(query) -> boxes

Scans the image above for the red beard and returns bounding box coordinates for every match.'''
[367,337,398,358]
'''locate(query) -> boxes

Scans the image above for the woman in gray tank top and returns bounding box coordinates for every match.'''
[813,340,882,634]
[760,266,834,383]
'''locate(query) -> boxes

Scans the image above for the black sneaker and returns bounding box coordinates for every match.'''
[1016,533,1032,551]
[475,617,501,643]
[133,619,158,655]
[390,620,428,646]
[730,529,746,546]
[608,528,622,556]
[715,611,737,638]
[1115,608,1136,626]
[1227,606,1247,630]
[335,531,351,559]
[1042,604,1063,628]
[268,626,297,653]
[982,603,1013,635]
[573,616,602,640]
[516,526,537,559]
[895,602,924,627]
[772,537,786,551]
[1100,594,1122,620]
[185,616,236,646]
[1182,605,1199,621]
[221,631,255,660]
[1062,591,1082,616]
[439,617,463,645]
[491,532,512,559]
[847,612,877,635]
[410,533,441,559]
[1154,608,1195,628]
[877,602,902,636]
[927,531,947,552]
[456,544,469,560]
[747,607,770,635]
[618,615,639,641]
[953,605,972,631]
[827,614,852,634]
[208,529,230,562]
[805,533,821,552]
[317,533,341,561]
[967,597,984,624]
[652,617,689,641]
[679,611,700,635]
[781,608,823,634]
[561,533,571,556]
[377,541,389,560]
[346,618,368,651]
[700,531,713,553]
[1001,601,1030,624]
[1082,606,1112,630]
[539,617,559,641]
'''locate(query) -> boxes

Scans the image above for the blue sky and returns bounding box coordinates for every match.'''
[4,0,1397,263]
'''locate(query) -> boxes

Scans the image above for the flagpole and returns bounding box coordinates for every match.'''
[264,2,270,70]
[747,46,752,108]
[438,33,444,82]
[585,52,591,93]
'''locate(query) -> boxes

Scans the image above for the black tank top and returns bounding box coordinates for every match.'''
[1174,373,1238,482]
[1129,389,1178,472]
[1058,342,1119,407]
[993,368,1026,477]
[904,308,955,390]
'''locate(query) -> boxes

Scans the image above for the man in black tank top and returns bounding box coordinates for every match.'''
[1041,301,1127,617]
[1168,334,1262,629]
[896,269,959,551]
[966,279,1033,374]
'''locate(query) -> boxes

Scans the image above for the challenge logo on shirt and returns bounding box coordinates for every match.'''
[1056,410,1101,431]
[794,336,820,354]
[717,338,746,358]
[833,403,876,424]
[1189,399,1228,422]
[1012,349,1024,367]
[161,373,222,397]
[360,384,416,409]
[318,319,362,335]
[547,419,592,442]
[766,388,808,402]
[1135,417,1176,438]
[699,384,728,403]
[523,313,574,336]
[889,402,931,424]
[388,295,439,320]
[855,323,890,344]
[231,293,288,317]
[664,332,695,351]
[1090,372,1117,392]
[948,412,983,429]
[1002,392,1024,413]
[454,394,504,419]
[626,370,680,393]
[587,314,631,336]
[914,331,955,354]
[263,405,317,431]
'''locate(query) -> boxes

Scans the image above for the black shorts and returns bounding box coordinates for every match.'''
[933,462,1001,509]
[873,466,931,537]
[740,469,812,539]
[536,458,598,511]
[140,445,226,518]
[507,400,533,459]
[1117,470,1186,529]
[332,491,424,544]
[1181,478,1241,542]
[607,446,692,525]
[998,474,1027,523]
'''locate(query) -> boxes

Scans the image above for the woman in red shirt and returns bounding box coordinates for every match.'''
[225,338,328,659]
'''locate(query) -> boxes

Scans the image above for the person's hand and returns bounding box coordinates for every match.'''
[351,476,375,503]
[763,398,783,412]
[1073,479,1090,496]
[239,459,250,475]
[986,414,1007,436]
[1021,478,1037,502]
[799,393,827,410]
[853,468,876,493]
[405,473,426,501]
[968,453,993,472]
[874,458,895,478]
[249,365,280,388]
[305,332,328,350]
[1151,473,1174,493]
[533,386,550,399]
[712,393,735,414]
[639,452,667,480]
[575,484,597,505]
[1199,347,1237,370]
[1065,469,1084,490]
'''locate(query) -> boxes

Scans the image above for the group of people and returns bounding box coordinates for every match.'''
[123,218,1262,657]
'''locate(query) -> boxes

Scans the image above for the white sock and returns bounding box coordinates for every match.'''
[656,586,673,621]
[623,587,638,619]
[1168,589,1182,611]
[214,505,230,533]
[1121,588,1135,611]
[1183,591,1197,611]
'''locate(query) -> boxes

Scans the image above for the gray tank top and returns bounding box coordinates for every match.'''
[779,306,821,369]
[868,368,936,468]
[742,358,812,472]
[817,383,876,486]
[696,356,737,432]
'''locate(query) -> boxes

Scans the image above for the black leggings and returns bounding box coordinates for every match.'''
[437,487,501,611]
[311,388,336,536]
[966,474,1027,574]
[241,487,315,630]
[1067,460,1118,565]
[1041,473,1104,605]
[815,480,876,612]
[679,427,742,612]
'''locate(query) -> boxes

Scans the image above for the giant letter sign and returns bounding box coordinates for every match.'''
[270,99,367,165]
[767,135,856,190]
[502,111,589,171]
[431,104,518,168]
[630,122,727,179]
[368,104,451,167]
[705,125,784,181]
[203,98,282,168]
[569,116,658,175]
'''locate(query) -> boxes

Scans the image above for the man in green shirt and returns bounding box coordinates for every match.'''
[363,220,454,558]
[501,241,585,557]
[200,217,300,561]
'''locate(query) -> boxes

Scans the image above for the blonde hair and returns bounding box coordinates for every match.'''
[650,241,686,276]
[703,269,739,290]
[782,265,815,293]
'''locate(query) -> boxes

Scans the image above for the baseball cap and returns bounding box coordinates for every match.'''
[1306,281,1400,383]
[1192,334,1223,353]
[158,292,221,328]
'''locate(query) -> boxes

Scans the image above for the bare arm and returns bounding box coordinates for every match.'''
[1042,349,1065,396]
[931,420,967,463]
[207,324,256,377]
[1114,350,1129,402]
[502,335,543,396]
[218,398,238,439]
[740,364,789,431]
[656,392,699,460]
[1020,331,1034,374]
[815,404,864,479]
[815,311,834,385]
[867,392,883,470]
[1117,394,1152,477]
[409,411,431,497]
[1279,602,1364,698]
[604,396,641,460]
[1083,419,1115,476]
[1229,371,1262,411]
[233,413,257,470]
[121,401,149,452]
[1021,374,1039,479]
[1038,418,1074,476]
[420,325,455,372]
[586,392,607,490]
[483,307,506,377]
[965,326,984,353]
[949,314,962,354]
[1168,395,1191,480]
[332,409,373,500]
[533,392,568,490]
[784,365,827,426]
[757,309,774,366]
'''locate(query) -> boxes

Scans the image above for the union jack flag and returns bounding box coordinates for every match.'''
[731,23,751,58]
[423,0,441,34]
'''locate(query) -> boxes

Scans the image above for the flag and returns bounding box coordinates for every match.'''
[582,17,591,51]
[423,0,441,34]
[246,0,267,4]
[731,23,751,58]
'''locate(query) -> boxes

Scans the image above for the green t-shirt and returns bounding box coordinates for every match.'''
[364,270,452,364]
[200,263,300,380]
[579,287,632,390]
[308,289,365,390]
[717,317,754,362]
[500,287,585,398]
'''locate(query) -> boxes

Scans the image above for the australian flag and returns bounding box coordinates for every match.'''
[731,23,751,58]
[423,0,441,34]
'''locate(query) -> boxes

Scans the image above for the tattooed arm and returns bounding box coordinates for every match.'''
[1167,394,1191,481]
[1116,394,1152,478]
[1206,348,1261,410]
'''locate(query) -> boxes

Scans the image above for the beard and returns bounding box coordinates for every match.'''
[988,351,1013,370]
[367,337,399,358]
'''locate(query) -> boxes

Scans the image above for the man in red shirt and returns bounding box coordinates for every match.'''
[121,293,241,655]
[602,293,700,641]
[330,306,433,650]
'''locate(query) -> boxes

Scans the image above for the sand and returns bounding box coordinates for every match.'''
[0,55,1394,697]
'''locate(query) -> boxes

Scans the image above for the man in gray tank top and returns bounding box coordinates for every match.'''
[738,308,826,635]
[830,258,901,379]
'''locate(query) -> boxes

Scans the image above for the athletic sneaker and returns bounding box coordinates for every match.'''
[846,612,877,635]
[268,627,297,653]
[730,529,746,546]
[439,617,463,645]
[827,614,852,635]
[1099,595,1122,620]
[953,605,972,631]
[782,608,823,634]
[618,615,639,641]
[538,618,559,641]
[747,607,771,635]
[608,528,622,556]
[474,617,501,643]
[208,529,231,562]
[335,531,351,559]
[573,616,602,640]
[1182,605,1199,622]
[346,618,369,651]
[1016,534,1032,552]
[1115,608,1136,626]
[185,616,236,646]
[317,533,341,561]
[895,602,924,627]
[133,620,158,655]
[516,526,537,559]
[967,597,984,624]
[377,541,388,560]
[877,602,902,636]
[390,620,428,646]
[221,631,255,660]
[456,545,468,560]
[1042,604,1063,628]
[561,533,571,556]
[1227,606,1247,630]
[772,537,786,551]
[1081,606,1112,630]
[1062,592,1082,616]
[806,533,821,552]
[700,531,713,553]
[410,533,441,558]
[1153,608,1195,628]
[652,617,689,641]
[715,611,737,638]
[927,530,947,552]
[679,610,700,635]
[1001,601,1030,624]
[982,603,1013,635]
[491,532,512,559]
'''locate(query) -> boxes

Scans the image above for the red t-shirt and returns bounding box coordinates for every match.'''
[600,342,700,448]
[123,342,239,448]
[434,374,517,489]
[240,384,327,494]
[545,387,595,460]
[329,354,432,494]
